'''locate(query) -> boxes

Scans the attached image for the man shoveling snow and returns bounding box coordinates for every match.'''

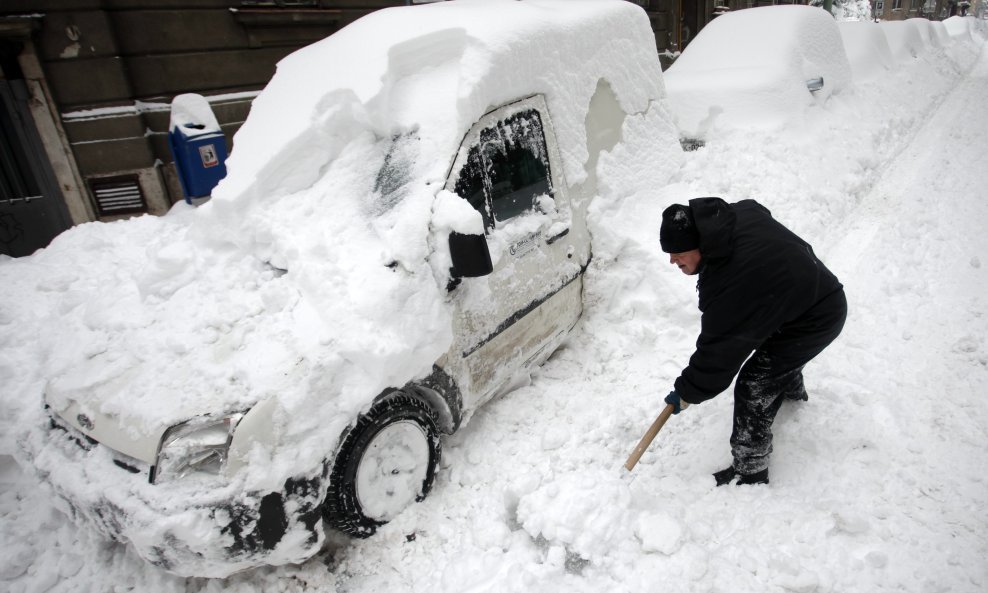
[660,198,847,486]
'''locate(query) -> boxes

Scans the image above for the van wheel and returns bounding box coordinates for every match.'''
[323,391,441,537]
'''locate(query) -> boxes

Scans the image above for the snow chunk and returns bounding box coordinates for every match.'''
[431,190,485,236]
[635,512,684,555]
[516,470,633,561]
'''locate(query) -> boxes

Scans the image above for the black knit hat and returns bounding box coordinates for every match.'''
[660,204,700,253]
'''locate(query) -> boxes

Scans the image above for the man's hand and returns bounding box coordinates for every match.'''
[664,390,690,414]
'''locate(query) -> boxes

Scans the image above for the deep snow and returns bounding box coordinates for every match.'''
[2,11,988,593]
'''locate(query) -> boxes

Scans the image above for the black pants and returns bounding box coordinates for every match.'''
[731,288,848,475]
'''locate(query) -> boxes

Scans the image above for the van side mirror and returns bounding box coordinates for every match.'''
[449,231,493,281]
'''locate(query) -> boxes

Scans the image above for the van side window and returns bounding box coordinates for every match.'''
[453,109,553,232]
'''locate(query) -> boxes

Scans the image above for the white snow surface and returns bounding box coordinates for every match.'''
[2,9,988,593]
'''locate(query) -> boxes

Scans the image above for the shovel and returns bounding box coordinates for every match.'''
[623,403,675,472]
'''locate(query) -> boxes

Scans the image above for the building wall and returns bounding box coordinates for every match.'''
[872,0,966,20]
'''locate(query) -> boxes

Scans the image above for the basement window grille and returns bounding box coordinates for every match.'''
[89,176,147,217]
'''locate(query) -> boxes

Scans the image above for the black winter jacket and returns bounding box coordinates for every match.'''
[675,198,843,404]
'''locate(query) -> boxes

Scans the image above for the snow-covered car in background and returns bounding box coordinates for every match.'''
[18,0,681,578]
[837,20,896,83]
[663,5,851,138]
[879,19,929,62]
[943,15,988,42]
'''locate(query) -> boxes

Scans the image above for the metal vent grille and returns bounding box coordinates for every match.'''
[89,176,147,217]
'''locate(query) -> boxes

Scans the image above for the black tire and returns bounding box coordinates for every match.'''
[323,391,441,537]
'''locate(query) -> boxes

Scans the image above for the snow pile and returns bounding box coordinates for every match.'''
[943,15,988,43]
[943,15,976,40]
[838,21,896,82]
[663,5,851,136]
[880,20,927,62]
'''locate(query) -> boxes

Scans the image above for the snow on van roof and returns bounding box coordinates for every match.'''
[214,0,662,205]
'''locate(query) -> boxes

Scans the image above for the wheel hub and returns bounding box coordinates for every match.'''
[355,421,430,522]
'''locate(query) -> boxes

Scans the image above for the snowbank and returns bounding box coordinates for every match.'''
[879,20,926,62]
[907,17,944,50]
[838,21,896,82]
[943,15,974,40]
[943,15,988,42]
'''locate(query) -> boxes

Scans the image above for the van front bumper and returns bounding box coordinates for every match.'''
[22,413,326,578]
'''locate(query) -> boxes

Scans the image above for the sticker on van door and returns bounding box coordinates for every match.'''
[509,230,542,257]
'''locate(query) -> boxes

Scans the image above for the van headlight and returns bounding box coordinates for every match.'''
[153,413,243,484]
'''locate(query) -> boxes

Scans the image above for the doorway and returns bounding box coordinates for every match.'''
[0,42,72,257]
[679,0,705,50]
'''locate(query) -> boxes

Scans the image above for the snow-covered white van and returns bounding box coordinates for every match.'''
[20,0,680,577]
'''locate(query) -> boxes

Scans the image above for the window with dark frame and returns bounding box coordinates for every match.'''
[453,109,554,233]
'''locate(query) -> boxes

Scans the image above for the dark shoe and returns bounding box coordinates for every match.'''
[713,466,769,486]
[737,468,769,485]
[713,466,736,486]
[786,387,809,402]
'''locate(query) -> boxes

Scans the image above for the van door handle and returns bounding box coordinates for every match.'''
[546,227,569,245]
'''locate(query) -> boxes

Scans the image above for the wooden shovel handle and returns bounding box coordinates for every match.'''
[624,403,675,472]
